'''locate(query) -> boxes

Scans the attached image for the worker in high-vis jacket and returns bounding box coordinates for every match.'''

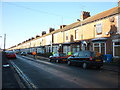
[67,51,72,57]
[52,52,55,55]
[32,51,37,59]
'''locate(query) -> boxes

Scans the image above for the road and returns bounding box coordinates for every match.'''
[9,55,118,88]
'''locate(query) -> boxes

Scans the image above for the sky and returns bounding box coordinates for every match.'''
[0,0,118,49]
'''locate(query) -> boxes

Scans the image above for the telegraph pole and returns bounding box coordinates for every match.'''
[4,34,6,51]
[0,36,2,49]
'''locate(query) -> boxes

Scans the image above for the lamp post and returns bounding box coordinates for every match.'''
[0,36,2,49]
[50,41,53,53]
[4,34,6,51]
[81,20,83,40]
[0,34,6,51]
[80,17,84,51]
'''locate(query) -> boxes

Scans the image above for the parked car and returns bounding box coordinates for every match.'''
[67,51,103,69]
[49,53,70,63]
[21,52,27,56]
[6,51,16,59]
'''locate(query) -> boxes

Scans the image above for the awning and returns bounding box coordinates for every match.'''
[35,46,45,48]
[62,42,71,45]
[91,37,108,42]
[62,41,81,45]
[111,34,120,40]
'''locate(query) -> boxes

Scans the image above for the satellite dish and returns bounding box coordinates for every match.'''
[105,32,109,35]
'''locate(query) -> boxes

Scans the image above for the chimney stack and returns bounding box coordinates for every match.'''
[60,25,66,29]
[49,28,55,33]
[80,11,90,21]
[42,31,46,35]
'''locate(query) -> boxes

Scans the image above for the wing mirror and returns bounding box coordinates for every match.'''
[71,55,75,57]
[49,56,52,58]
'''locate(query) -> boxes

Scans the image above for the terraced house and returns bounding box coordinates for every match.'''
[8,2,120,59]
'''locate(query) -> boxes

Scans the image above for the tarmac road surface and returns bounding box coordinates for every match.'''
[8,55,119,88]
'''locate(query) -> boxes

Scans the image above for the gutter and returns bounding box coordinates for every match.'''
[9,60,37,89]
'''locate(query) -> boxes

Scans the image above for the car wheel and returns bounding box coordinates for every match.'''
[82,62,88,69]
[56,59,60,63]
[96,66,101,69]
[68,60,72,65]
[48,59,51,62]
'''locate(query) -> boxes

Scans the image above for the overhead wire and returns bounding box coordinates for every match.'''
[4,2,77,24]
[5,2,63,17]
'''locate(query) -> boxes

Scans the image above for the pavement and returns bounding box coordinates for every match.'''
[102,63,119,72]
[2,52,20,89]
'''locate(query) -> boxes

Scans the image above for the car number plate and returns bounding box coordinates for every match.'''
[62,59,66,61]
[96,59,101,61]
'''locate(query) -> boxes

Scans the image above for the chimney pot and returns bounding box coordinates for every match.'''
[42,31,46,35]
[60,25,66,29]
[49,28,55,33]
[80,11,90,21]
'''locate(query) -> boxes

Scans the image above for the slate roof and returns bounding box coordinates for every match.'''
[52,6,119,33]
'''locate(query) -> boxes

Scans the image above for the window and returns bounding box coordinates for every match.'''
[75,29,78,39]
[66,32,68,40]
[116,16,118,28]
[114,46,120,56]
[113,41,120,57]
[59,53,66,57]
[93,42,106,54]
[72,45,80,53]
[78,52,84,57]
[94,43,99,52]
[115,42,120,45]
[53,46,59,53]
[84,52,91,57]
[53,54,59,56]
[96,23,102,34]
[73,52,79,57]
[101,43,105,54]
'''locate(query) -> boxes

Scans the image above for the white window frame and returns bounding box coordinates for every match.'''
[95,22,103,37]
[113,39,120,57]
[116,16,118,28]
[75,29,78,40]
[66,32,69,41]
[96,23,102,34]
[93,42,106,54]
[53,45,59,53]
[63,46,70,55]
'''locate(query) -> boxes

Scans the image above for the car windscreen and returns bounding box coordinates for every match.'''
[7,52,15,54]
[59,53,66,57]
[22,52,26,54]
[53,54,59,56]
[78,51,95,57]
[84,52,96,57]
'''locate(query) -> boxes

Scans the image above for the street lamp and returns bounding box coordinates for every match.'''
[50,41,53,53]
[0,36,2,49]
[4,34,6,51]
[0,34,6,51]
